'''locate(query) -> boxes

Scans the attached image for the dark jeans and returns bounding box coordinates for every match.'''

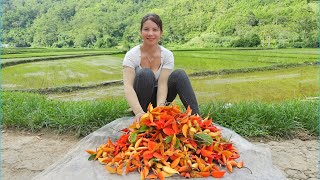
[134,68,199,115]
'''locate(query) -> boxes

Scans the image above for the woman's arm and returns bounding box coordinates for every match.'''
[123,66,145,116]
[157,68,172,106]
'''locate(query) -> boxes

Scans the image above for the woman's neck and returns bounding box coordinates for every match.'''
[141,44,159,54]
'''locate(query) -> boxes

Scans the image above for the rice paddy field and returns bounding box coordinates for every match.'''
[3,48,318,103]
[2,55,123,89]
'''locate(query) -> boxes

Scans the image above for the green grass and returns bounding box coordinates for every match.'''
[200,100,318,138]
[2,91,130,136]
[3,91,318,138]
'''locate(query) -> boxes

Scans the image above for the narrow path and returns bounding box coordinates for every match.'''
[1,130,78,180]
[253,139,319,180]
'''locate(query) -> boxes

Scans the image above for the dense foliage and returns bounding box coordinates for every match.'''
[2,0,318,48]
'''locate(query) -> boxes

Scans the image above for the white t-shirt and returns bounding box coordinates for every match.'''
[122,44,174,81]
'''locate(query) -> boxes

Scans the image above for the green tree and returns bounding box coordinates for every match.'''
[2,0,318,48]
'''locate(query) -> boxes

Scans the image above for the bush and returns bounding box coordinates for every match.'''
[184,33,237,48]
[276,44,286,49]
[292,42,303,48]
[303,38,319,48]
[231,34,261,47]
[15,39,31,47]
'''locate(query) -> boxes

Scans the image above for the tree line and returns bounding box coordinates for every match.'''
[2,0,318,49]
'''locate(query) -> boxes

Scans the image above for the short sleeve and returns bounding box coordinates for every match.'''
[162,51,174,69]
[122,51,136,69]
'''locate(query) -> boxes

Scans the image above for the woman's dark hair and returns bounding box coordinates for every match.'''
[140,13,163,32]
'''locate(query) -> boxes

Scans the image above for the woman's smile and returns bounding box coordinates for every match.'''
[141,20,162,45]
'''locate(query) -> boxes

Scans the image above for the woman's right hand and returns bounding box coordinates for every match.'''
[134,112,145,122]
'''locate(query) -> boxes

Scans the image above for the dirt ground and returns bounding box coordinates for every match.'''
[1,129,318,180]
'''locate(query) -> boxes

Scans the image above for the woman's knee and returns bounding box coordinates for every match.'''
[170,69,188,81]
[172,69,186,75]
[136,68,154,77]
[136,68,156,81]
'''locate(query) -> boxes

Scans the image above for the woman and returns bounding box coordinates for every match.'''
[122,13,199,120]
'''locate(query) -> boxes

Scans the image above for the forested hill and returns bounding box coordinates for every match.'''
[2,0,318,48]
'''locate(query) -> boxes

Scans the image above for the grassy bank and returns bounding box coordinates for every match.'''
[200,101,318,138]
[3,91,318,138]
[2,92,130,136]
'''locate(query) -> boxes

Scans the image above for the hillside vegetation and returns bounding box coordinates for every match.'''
[2,0,318,48]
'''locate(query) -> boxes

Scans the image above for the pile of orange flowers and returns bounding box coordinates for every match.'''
[86,104,244,179]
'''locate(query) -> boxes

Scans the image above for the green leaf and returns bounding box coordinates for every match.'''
[139,125,148,133]
[151,157,159,162]
[164,136,173,144]
[175,138,180,149]
[130,132,138,143]
[194,133,213,146]
[88,154,96,161]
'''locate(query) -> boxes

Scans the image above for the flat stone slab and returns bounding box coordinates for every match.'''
[33,117,286,180]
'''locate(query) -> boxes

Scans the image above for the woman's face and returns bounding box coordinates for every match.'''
[141,20,162,46]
